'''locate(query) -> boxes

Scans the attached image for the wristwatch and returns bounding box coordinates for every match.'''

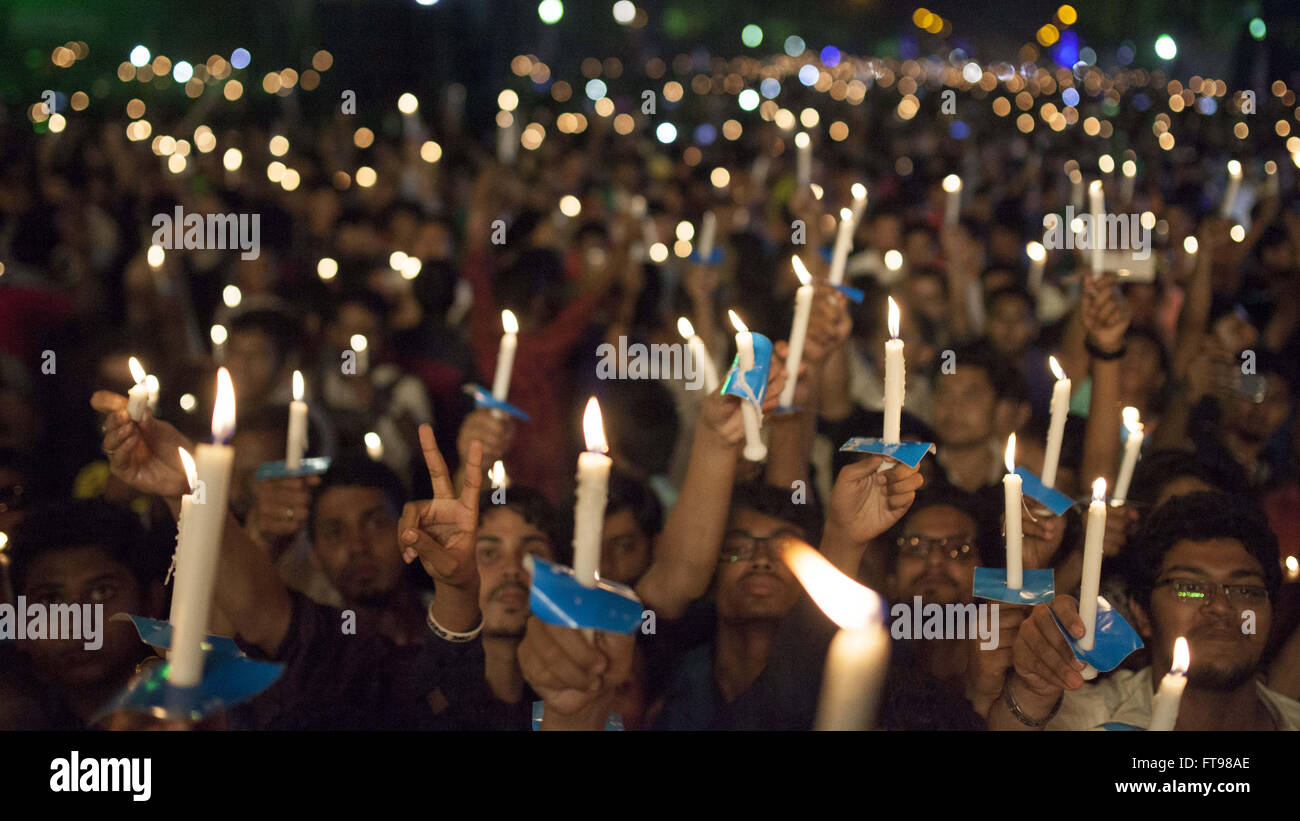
[1003,676,1064,727]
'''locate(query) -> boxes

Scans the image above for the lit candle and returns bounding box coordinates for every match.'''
[1221,160,1242,219]
[127,357,150,422]
[778,256,815,408]
[1149,637,1190,731]
[697,211,717,261]
[1079,478,1108,651]
[849,182,869,227]
[0,533,11,606]
[1283,555,1298,581]
[729,310,768,462]
[1069,167,1084,210]
[1264,160,1279,198]
[677,317,720,393]
[942,174,962,226]
[169,367,236,687]
[490,460,508,490]
[828,208,854,286]
[286,370,308,470]
[882,297,905,443]
[574,397,612,588]
[492,310,519,402]
[1112,406,1144,505]
[1089,180,1105,276]
[1041,356,1071,488]
[1027,242,1047,295]
[783,541,890,730]
[1183,236,1198,271]
[364,431,383,461]
[497,111,519,165]
[210,324,227,364]
[350,334,369,377]
[168,447,199,627]
[795,131,811,188]
[145,374,160,415]
[1120,160,1137,204]
[1004,434,1024,590]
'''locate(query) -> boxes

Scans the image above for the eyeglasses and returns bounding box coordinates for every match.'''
[895,535,975,561]
[1153,579,1269,607]
[720,529,804,563]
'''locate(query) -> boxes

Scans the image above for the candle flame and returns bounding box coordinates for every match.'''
[887,297,900,339]
[1004,433,1016,473]
[1122,160,1137,177]
[1184,236,1199,254]
[1092,477,1107,503]
[364,431,383,459]
[501,309,519,335]
[808,183,823,200]
[839,207,852,222]
[794,131,810,149]
[1227,159,1241,177]
[490,460,507,489]
[212,367,236,444]
[1026,241,1046,262]
[1049,355,1066,381]
[292,370,304,401]
[1122,406,1141,433]
[1171,636,1190,676]
[1286,555,1299,574]
[792,255,811,286]
[1089,179,1102,194]
[178,447,198,492]
[128,356,146,385]
[145,374,159,394]
[1068,169,1082,184]
[677,316,695,340]
[350,334,368,353]
[728,309,748,334]
[942,174,961,193]
[884,250,903,271]
[782,540,881,630]
[851,182,866,200]
[582,396,608,453]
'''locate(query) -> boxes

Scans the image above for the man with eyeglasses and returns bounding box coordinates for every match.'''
[989,491,1300,730]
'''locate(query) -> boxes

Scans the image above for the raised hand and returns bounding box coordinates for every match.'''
[1013,594,1088,700]
[397,424,483,591]
[966,604,1029,717]
[696,392,745,450]
[1080,271,1130,353]
[247,475,321,551]
[1020,502,1066,569]
[457,407,516,471]
[516,615,635,726]
[90,391,193,497]
[801,285,852,366]
[826,455,925,547]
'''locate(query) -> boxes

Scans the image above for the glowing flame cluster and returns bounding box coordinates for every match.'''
[583,397,608,454]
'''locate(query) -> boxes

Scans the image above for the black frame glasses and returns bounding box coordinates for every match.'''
[894,535,975,561]
[1153,579,1269,607]
[720,529,804,563]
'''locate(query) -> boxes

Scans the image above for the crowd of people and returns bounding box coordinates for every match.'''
[1,39,1299,731]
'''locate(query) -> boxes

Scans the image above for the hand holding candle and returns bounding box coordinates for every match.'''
[1003,434,1024,590]
[1089,179,1105,275]
[1041,357,1070,488]
[777,256,814,409]
[729,310,768,462]
[1079,478,1108,652]
[1149,637,1190,731]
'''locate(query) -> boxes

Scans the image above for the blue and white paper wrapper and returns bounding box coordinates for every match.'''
[531,701,624,731]
[839,437,935,469]
[96,614,284,722]
[467,384,531,421]
[833,284,865,303]
[256,456,331,482]
[721,332,772,409]
[1050,596,1144,673]
[1014,468,1075,516]
[688,247,724,265]
[526,555,644,634]
[972,568,1056,605]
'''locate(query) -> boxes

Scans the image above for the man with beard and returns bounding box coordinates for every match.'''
[990,492,1300,730]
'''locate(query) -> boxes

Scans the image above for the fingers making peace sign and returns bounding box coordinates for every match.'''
[397,424,483,592]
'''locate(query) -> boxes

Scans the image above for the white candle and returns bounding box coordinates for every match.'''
[795,131,811,188]
[698,211,717,261]
[497,111,519,165]
[491,310,519,402]
[783,541,890,730]
[828,208,854,286]
[1264,160,1279,198]
[126,356,149,422]
[167,447,199,628]
[882,297,905,443]
[1112,406,1144,504]
[778,256,815,408]
[677,317,720,393]
[1089,180,1105,275]
[1079,478,1108,651]
[350,334,369,376]
[1041,357,1071,488]
[1004,434,1024,590]
[364,431,383,461]
[1069,169,1084,211]
[1149,637,1190,731]
[729,310,768,462]
[573,397,611,588]
[1220,160,1242,219]
[286,370,308,469]
[1120,160,1137,204]
[942,174,962,226]
[210,324,227,364]
[145,374,160,415]
[1027,242,1047,295]
[169,367,236,687]
[849,182,869,227]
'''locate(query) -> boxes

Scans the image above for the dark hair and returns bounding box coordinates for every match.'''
[985,285,1036,316]
[324,289,389,330]
[881,485,998,571]
[1126,449,1240,509]
[606,469,664,541]
[478,485,569,566]
[229,308,301,368]
[1126,491,1281,612]
[9,499,170,594]
[308,454,408,542]
[729,480,822,546]
[935,342,1025,402]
